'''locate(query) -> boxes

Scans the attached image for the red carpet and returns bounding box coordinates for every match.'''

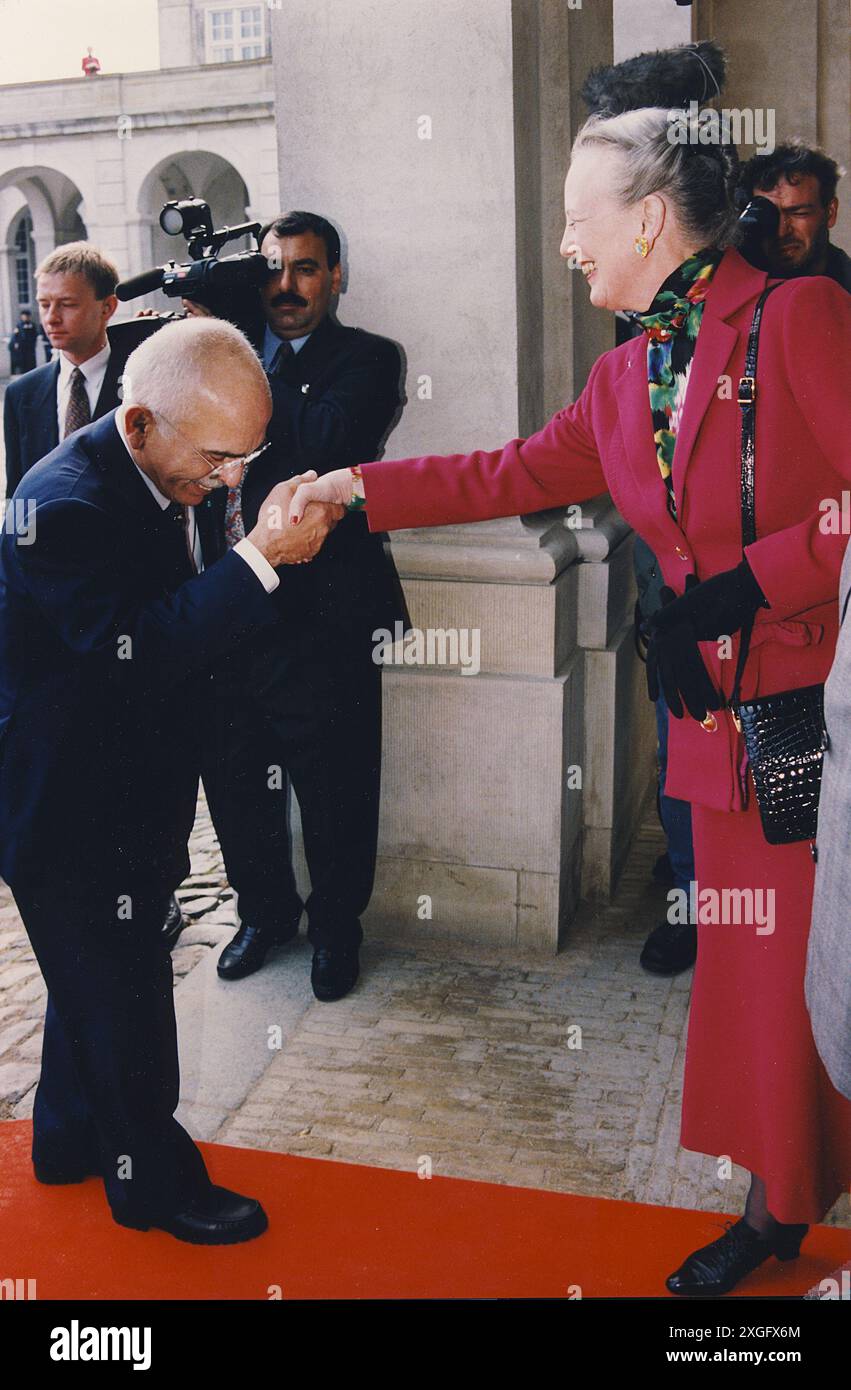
[1,1120,848,1299]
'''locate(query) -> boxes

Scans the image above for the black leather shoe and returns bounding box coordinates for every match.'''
[115,1184,268,1245]
[640,919,697,975]
[161,894,185,950]
[311,945,360,1001]
[666,1218,808,1297]
[217,919,300,980]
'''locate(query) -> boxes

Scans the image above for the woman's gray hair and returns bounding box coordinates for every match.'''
[572,106,740,249]
[121,316,271,416]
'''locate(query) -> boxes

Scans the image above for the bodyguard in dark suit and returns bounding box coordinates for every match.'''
[4,242,123,495]
[7,310,37,375]
[3,317,159,493]
[0,317,341,1241]
[206,211,407,1001]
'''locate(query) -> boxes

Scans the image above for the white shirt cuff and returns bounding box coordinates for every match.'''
[233,537,280,593]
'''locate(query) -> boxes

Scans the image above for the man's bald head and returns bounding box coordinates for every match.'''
[120,318,272,506]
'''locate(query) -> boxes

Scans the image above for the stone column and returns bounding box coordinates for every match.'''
[271,0,656,951]
[693,0,851,248]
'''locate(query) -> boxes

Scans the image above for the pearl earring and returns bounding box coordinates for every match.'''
[634,234,651,258]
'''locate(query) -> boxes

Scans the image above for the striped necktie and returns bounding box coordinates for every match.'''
[224,339,294,546]
[64,366,91,438]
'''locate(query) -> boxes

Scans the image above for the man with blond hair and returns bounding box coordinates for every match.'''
[0,317,343,1243]
[3,241,160,495]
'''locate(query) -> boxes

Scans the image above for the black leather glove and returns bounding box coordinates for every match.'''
[644,581,722,721]
[642,562,767,722]
[645,558,768,642]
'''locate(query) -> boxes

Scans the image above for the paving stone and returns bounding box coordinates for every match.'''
[180,896,220,915]
[0,1020,39,1056]
[10,976,47,1005]
[0,1061,40,1103]
[0,962,40,990]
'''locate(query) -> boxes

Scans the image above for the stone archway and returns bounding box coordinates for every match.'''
[0,165,87,356]
[134,150,253,308]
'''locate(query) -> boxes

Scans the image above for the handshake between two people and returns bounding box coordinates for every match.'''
[248,470,347,567]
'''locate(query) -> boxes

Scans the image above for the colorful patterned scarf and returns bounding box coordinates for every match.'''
[631,247,723,517]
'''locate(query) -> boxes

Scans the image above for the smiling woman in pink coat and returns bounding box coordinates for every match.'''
[288,104,851,1297]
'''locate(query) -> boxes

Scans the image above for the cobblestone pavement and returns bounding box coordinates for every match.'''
[1,793,848,1228]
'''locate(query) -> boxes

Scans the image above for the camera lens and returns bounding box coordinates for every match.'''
[160,205,185,236]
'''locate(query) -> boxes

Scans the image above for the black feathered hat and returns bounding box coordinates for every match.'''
[581,40,726,117]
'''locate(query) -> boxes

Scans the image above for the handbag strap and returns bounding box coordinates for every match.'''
[730,282,782,710]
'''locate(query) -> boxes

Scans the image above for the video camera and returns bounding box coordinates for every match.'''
[115,199,271,305]
[734,194,781,270]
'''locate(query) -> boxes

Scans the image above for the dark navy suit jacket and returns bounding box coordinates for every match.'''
[0,411,276,893]
[3,318,163,496]
[217,312,408,640]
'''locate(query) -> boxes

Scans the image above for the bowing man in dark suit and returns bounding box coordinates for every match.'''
[0,317,342,1242]
[3,241,183,946]
[206,211,407,1002]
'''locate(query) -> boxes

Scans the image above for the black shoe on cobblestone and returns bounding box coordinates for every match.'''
[311,945,360,1002]
[161,894,186,951]
[639,919,697,975]
[217,919,300,980]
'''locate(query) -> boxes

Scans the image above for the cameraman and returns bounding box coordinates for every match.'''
[737,142,851,290]
[198,211,406,1003]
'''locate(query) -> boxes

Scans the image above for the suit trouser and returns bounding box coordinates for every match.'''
[655,694,695,893]
[10,874,211,1225]
[202,627,382,950]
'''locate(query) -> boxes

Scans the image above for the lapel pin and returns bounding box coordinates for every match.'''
[301,382,310,394]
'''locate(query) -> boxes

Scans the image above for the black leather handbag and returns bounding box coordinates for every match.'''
[729,285,828,846]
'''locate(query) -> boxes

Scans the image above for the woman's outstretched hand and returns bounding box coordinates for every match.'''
[288,467,356,524]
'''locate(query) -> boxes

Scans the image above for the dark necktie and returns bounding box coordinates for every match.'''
[64,366,91,438]
[268,338,294,376]
[164,502,198,583]
[224,339,294,547]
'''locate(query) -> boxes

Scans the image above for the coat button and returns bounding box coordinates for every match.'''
[675,545,688,560]
[700,713,717,732]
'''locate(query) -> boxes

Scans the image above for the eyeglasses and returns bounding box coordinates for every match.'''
[152,409,271,485]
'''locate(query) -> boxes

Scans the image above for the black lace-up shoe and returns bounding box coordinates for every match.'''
[161,894,186,950]
[115,1184,268,1245]
[666,1218,808,1296]
[311,945,360,1001]
[217,919,300,980]
[640,919,697,975]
